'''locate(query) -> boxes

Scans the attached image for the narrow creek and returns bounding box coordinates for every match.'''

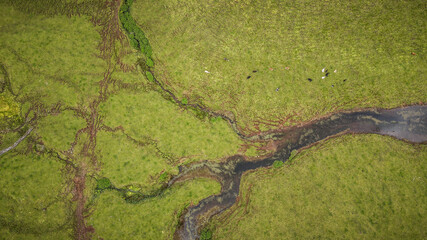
[170,105,427,240]
[116,3,426,239]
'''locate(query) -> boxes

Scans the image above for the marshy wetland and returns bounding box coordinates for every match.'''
[0,0,426,239]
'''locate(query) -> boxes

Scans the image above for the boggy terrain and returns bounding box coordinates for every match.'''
[171,105,427,239]
[0,0,426,240]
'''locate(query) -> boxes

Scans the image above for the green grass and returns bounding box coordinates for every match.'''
[211,134,427,239]
[96,131,177,190]
[88,178,221,240]
[100,90,243,163]
[0,0,104,17]
[1,1,426,239]
[36,110,86,152]
[132,0,426,129]
[0,3,105,107]
[0,152,71,239]
[0,3,242,239]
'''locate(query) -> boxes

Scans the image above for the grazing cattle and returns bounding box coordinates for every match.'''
[325,72,329,77]
[343,79,347,82]
[276,87,280,91]
[308,78,313,82]
[253,70,257,73]
[247,76,251,79]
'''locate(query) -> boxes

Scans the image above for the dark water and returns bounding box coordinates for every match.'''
[172,105,427,240]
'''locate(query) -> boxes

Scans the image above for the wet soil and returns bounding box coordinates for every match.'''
[171,105,427,240]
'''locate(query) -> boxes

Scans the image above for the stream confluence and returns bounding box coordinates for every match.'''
[171,105,427,240]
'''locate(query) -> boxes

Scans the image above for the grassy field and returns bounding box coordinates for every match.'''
[0,3,106,108]
[36,110,86,152]
[0,151,72,239]
[132,0,426,130]
[88,178,221,240]
[0,2,240,239]
[210,134,427,239]
[0,7,99,239]
[1,1,426,239]
[100,90,243,163]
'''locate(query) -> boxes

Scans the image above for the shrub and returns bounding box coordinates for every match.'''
[146,71,154,82]
[210,116,222,123]
[273,160,284,168]
[159,172,169,182]
[96,177,112,191]
[146,58,154,67]
[200,228,213,240]
[119,0,154,67]
[182,98,188,105]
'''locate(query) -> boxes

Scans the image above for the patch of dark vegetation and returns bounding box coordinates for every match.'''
[200,228,213,240]
[272,160,283,168]
[95,177,112,192]
[119,0,153,67]
[210,116,223,123]
[145,71,154,82]
[92,171,174,204]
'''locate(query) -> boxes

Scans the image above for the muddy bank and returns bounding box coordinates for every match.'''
[172,105,427,240]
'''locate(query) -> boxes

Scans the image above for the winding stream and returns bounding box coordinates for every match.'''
[170,105,427,240]
[116,3,427,239]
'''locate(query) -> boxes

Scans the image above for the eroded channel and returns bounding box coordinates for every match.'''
[170,105,427,240]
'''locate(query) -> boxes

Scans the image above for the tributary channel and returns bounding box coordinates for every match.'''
[170,105,427,240]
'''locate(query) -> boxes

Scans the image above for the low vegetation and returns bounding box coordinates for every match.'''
[0,152,71,239]
[1,1,241,239]
[0,3,105,107]
[0,0,425,239]
[88,178,220,240]
[132,0,426,130]
[211,134,427,239]
[99,90,243,164]
[119,0,153,61]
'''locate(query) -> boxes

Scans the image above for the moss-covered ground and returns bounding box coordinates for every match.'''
[211,134,427,239]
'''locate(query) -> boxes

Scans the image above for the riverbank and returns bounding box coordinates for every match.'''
[173,105,427,239]
[211,134,427,239]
